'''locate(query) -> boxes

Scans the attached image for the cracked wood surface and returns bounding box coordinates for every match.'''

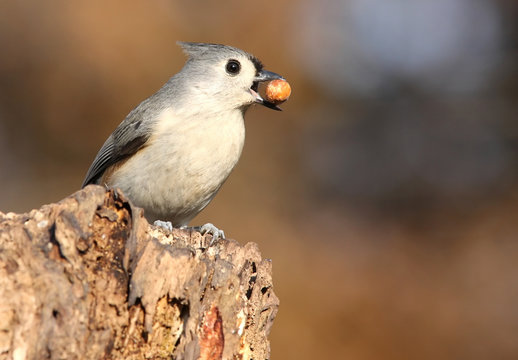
[0,185,278,360]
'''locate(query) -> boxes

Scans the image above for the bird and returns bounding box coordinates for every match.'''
[82,42,285,240]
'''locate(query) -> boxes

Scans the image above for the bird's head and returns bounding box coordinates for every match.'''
[177,42,284,112]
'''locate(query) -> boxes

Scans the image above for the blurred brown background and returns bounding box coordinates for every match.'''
[1,1,518,359]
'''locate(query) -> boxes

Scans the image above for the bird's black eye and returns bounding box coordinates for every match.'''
[226,59,241,75]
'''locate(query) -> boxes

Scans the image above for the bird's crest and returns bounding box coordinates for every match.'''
[177,41,263,73]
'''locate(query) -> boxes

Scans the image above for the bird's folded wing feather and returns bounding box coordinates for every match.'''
[81,113,152,187]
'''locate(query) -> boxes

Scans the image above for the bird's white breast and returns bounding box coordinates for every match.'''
[109,107,246,225]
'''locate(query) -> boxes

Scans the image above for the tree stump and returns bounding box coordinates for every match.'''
[0,185,278,360]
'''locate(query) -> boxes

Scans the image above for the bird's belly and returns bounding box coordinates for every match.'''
[109,112,245,226]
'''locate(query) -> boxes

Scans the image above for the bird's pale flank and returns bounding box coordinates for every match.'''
[82,42,286,239]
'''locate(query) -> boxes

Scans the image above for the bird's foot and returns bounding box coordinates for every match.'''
[193,223,225,242]
[154,221,225,244]
[153,220,173,232]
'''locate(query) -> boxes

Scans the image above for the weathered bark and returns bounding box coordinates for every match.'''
[0,185,278,360]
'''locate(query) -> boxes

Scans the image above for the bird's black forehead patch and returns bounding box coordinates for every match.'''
[249,55,264,74]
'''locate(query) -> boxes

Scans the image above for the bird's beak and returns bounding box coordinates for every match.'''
[250,70,285,111]
[254,70,284,83]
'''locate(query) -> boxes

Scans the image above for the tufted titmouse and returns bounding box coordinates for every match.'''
[82,42,285,239]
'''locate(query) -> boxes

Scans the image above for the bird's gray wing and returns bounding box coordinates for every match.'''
[81,110,154,188]
[82,76,177,187]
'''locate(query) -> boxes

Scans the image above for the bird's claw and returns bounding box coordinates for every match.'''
[154,220,173,232]
[154,221,225,244]
[198,223,225,242]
